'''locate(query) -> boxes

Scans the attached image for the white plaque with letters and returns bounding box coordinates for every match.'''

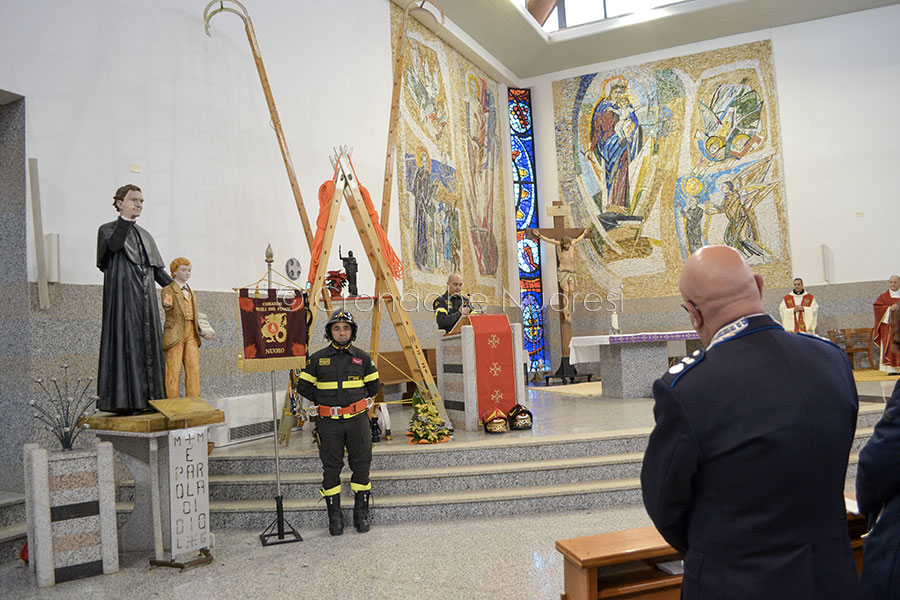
[167,426,210,556]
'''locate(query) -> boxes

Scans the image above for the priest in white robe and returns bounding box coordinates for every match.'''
[779,278,818,334]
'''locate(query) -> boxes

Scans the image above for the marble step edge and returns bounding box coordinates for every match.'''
[116,477,643,514]
[123,452,647,491]
[119,448,865,498]
[0,522,26,544]
[0,502,26,529]
[0,493,25,509]
[207,427,874,473]
[210,427,657,462]
[212,408,882,463]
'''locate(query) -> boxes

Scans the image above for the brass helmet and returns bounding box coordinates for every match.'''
[482,409,508,434]
[507,404,533,430]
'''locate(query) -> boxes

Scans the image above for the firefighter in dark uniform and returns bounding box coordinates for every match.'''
[295,310,380,536]
[433,273,476,333]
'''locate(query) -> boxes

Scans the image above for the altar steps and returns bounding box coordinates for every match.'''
[0,493,26,565]
[113,404,882,530]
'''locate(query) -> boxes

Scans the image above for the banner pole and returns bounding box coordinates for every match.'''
[258,244,301,545]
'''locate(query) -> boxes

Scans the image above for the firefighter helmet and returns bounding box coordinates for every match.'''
[324,309,358,342]
[482,409,509,434]
[507,404,533,430]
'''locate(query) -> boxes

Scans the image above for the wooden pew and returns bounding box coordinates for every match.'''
[373,349,437,401]
[556,511,867,600]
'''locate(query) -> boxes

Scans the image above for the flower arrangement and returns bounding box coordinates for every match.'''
[325,269,347,299]
[31,364,98,451]
[406,389,451,444]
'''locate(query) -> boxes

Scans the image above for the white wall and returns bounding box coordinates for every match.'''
[1,0,397,293]
[523,4,900,288]
[6,2,897,295]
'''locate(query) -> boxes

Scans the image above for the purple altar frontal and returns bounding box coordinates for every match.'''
[569,331,701,399]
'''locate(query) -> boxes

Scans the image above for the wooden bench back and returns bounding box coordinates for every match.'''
[375,349,437,385]
[827,328,875,369]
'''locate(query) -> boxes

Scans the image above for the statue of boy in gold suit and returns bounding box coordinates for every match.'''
[161,258,214,398]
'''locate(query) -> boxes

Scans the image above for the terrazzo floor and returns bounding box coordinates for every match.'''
[2,379,893,599]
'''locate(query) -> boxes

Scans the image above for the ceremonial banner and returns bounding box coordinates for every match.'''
[168,426,209,556]
[469,314,516,419]
[237,288,309,372]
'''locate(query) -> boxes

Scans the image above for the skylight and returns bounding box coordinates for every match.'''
[516,0,695,32]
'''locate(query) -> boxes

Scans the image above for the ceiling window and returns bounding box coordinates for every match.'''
[519,0,693,32]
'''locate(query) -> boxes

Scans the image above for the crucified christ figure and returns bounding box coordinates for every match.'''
[529,228,591,322]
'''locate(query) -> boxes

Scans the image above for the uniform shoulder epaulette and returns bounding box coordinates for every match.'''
[661,349,706,388]
[796,332,845,353]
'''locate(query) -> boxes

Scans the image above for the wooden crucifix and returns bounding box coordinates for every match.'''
[527,200,593,376]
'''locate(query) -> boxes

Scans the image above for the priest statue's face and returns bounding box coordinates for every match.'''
[174,264,192,285]
[890,276,900,292]
[116,189,144,219]
[793,279,804,294]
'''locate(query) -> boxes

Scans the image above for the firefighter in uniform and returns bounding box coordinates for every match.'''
[433,273,476,333]
[296,310,380,536]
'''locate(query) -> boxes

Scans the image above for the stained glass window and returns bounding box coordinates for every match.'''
[508,87,550,372]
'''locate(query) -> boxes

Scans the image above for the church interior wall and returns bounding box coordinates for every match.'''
[1,1,896,489]
[524,4,900,290]
[523,4,899,362]
[3,0,398,294]
[0,99,32,493]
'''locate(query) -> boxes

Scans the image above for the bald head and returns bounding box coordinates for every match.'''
[680,245,765,345]
[447,273,463,295]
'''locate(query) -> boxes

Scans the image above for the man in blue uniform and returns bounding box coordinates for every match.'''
[856,307,900,599]
[296,310,380,536]
[641,245,859,599]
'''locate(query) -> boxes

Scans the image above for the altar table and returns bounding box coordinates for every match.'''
[569,331,700,399]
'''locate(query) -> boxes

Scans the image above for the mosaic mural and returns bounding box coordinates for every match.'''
[391,6,509,302]
[553,40,791,298]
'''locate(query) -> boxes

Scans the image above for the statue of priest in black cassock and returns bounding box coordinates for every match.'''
[96,184,172,414]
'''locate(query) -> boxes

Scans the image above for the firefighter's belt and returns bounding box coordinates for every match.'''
[314,397,373,419]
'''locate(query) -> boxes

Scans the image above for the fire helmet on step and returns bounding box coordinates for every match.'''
[507,404,533,430]
[482,409,508,434]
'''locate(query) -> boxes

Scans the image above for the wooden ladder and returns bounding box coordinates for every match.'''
[308,149,445,416]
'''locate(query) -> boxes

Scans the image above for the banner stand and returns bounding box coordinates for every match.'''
[236,245,308,546]
[259,371,302,547]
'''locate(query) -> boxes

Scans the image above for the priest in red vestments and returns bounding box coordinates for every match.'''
[779,277,818,334]
[874,275,900,374]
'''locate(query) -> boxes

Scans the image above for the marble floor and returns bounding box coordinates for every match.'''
[2,377,894,599]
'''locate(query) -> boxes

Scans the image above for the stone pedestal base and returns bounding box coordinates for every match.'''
[24,443,118,587]
[94,431,171,558]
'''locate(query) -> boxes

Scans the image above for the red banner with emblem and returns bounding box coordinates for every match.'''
[237,288,309,371]
[469,314,517,420]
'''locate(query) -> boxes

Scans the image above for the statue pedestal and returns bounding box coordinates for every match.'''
[93,430,171,558]
[437,321,527,431]
[85,406,223,560]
